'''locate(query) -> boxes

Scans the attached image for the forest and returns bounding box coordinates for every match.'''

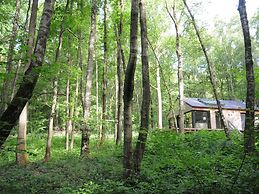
[0,0,258,193]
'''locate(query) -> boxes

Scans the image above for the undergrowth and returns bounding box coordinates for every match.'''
[0,131,258,193]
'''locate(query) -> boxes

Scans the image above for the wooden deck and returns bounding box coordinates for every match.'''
[183,128,224,132]
[182,128,244,133]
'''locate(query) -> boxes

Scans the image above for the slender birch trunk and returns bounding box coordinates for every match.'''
[147,38,176,130]
[114,76,118,140]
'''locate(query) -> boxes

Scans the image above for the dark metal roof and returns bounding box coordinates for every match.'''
[185,98,259,110]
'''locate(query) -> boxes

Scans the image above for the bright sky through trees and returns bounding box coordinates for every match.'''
[206,0,259,22]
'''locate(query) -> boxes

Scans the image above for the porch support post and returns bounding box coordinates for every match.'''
[210,110,216,129]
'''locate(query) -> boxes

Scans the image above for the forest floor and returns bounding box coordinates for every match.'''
[0,131,258,194]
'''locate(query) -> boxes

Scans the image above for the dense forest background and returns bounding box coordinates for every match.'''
[0,0,258,193]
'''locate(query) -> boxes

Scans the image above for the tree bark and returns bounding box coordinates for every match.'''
[116,40,123,145]
[114,76,118,140]
[16,102,28,165]
[115,0,124,145]
[16,0,38,166]
[0,0,55,148]
[0,0,21,115]
[44,80,58,162]
[238,0,255,153]
[133,0,150,173]
[150,98,155,129]
[147,38,176,130]
[100,0,108,143]
[123,0,139,178]
[81,0,97,156]
[156,64,163,129]
[183,0,230,139]
[65,79,70,150]
[166,1,185,133]
[70,77,79,149]
[96,60,100,137]
[44,0,70,161]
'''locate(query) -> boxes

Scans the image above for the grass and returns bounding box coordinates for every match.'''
[0,131,258,193]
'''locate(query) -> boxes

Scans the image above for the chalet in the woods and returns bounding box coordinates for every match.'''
[179,98,259,131]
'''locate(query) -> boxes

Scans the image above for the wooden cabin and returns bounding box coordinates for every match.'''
[179,98,259,131]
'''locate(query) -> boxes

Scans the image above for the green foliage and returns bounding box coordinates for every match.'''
[0,131,258,193]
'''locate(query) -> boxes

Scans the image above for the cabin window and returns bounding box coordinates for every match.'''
[184,112,192,128]
[192,111,211,129]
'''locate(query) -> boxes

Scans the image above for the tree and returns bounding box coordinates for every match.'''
[133,0,150,172]
[156,60,163,129]
[115,0,124,145]
[16,0,39,166]
[0,0,21,115]
[100,0,108,143]
[65,0,74,151]
[123,0,139,178]
[81,0,97,156]
[0,0,56,148]
[238,0,255,153]
[44,0,70,162]
[183,0,230,140]
[166,0,185,133]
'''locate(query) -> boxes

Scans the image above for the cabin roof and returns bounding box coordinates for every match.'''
[185,98,259,111]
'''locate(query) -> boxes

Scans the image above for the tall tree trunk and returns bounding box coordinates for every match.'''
[115,0,124,145]
[0,0,55,148]
[81,0,97,156]
[65,79,70,150]
[114,76,118,140]
[133,0,150,173]
[238,0,255,153]
[183,0,230,139]
[0,0,21,115]
[100,0,108,143]
[147,38,176,130]
[116,37,123,145]
[123,0,139,178]
[66,0,74,150]
[166,1,184,133]
[16,0,38,166]
[150,98,155,129]
[44,80,58,162]
[156,65,163,129]
[16,102,28,165]
[44,0,70,161]
[70,77,79,149]
[96,60,100,136]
